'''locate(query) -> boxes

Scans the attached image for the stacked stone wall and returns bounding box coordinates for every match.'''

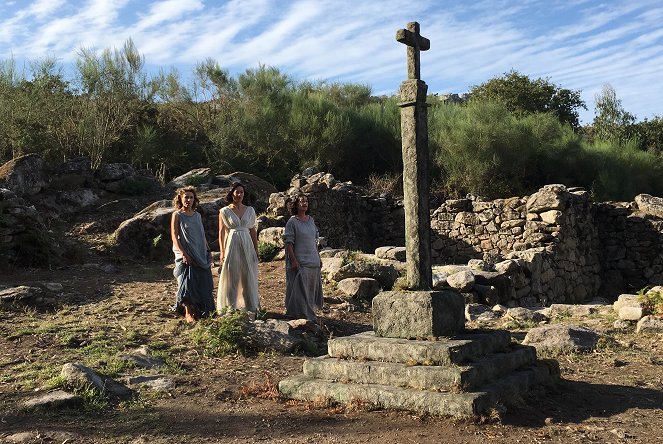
[267,169,404,252]
[430,185,602,305]
[595,200,663,296]
[268,172,663,305]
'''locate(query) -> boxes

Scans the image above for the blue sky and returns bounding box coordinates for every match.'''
[1,0,662,124]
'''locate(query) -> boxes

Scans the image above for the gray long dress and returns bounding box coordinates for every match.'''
[172,211,214,317]
[284,215,323,321]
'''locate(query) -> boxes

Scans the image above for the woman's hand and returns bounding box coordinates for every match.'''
[291,257,300,271]
[182,252,192,265]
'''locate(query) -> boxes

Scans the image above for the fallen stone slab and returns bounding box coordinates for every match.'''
[506,307,549,323]
[119,355,165,369]
[549,303,611,318]
[374,246,406,262]
[247,319,305,353]
[337,277,381,300]
[447,270,475,292]
[60,363,133,399]
[0,286,42,303]
[613,294,641,312]
[523,324,611,352]
[22,390,81,409]
[636,315,663,334]
[126,375,175,391]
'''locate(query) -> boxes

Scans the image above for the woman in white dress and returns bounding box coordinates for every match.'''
[217,183,260,312]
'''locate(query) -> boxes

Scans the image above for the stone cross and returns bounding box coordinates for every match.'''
[396,22,432,290]
[395,22,430,80]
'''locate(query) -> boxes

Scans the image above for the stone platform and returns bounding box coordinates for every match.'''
[279,330,560,417]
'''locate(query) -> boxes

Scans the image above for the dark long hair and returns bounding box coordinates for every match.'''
[225,183,245,204]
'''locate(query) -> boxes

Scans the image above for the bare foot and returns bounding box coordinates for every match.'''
[183,304,197,323]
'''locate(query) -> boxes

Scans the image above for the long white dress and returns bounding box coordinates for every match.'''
[216,206,260,311]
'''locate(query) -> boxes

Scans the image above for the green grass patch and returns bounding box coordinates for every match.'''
[189,311,250,357]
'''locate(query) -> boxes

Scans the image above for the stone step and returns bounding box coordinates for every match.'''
[303,344,537,391]
[279,361,559,418]
[279,374,490,417]
[327,329,512,366]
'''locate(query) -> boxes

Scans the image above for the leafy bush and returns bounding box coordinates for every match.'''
[184,174,208,187]
[257,241,279,262]
[189,311,249,357]
[637,288,663,317]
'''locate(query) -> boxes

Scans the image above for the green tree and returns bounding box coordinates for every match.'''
[591,84,635,143]
[632,116,663,155]
[468,70,586,128]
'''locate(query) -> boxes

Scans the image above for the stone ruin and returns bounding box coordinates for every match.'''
[266,171,663,307]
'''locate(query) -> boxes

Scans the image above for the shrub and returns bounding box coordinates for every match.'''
[637,288,663,317]
[257,241,279,262]
[189,311,249,357]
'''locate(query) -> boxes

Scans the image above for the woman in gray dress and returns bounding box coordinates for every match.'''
[284,194,323,321]
[170,186,215,322]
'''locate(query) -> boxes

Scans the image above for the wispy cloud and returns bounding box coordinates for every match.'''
[0,0,662,122]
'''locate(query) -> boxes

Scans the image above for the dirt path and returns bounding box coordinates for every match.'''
[1,259,663,443]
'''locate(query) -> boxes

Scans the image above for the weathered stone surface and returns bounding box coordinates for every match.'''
[22,390,81,409]
[0,286,42,303]
[447,270,475,292]
[247,319,304,353]
[613,294,641,312]
[636,315,663,333]
[119,346,165,369]
[330,258,401,289]
[328,331,511,365]
[375,246,407,261]
[540,210,562,224]
[618,305,645,321]
[494,260,519,274]
[304,345,535,391]
[506,307,548,323]
[372,290,465,338]
[321,257,344,278]
[280,360,556,418]
[465,303,496,322]
[526,185,566,213]
[337,278,381,300]
[523,324,610,352]
[549,303,610,318]
[97,163,135,182]
[43,282,64,292]
[280,374,487,417]
[258,226,285,248]
[467,259,490,271]
[168,167,214,188]
[431,268,449,289]
[126,375,175,391]
[0,154,48,195]
[60,363,132,399]
[634,194,663,219]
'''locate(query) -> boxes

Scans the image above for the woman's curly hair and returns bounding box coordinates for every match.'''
[289,194,310,215]
[173,186,199,210]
